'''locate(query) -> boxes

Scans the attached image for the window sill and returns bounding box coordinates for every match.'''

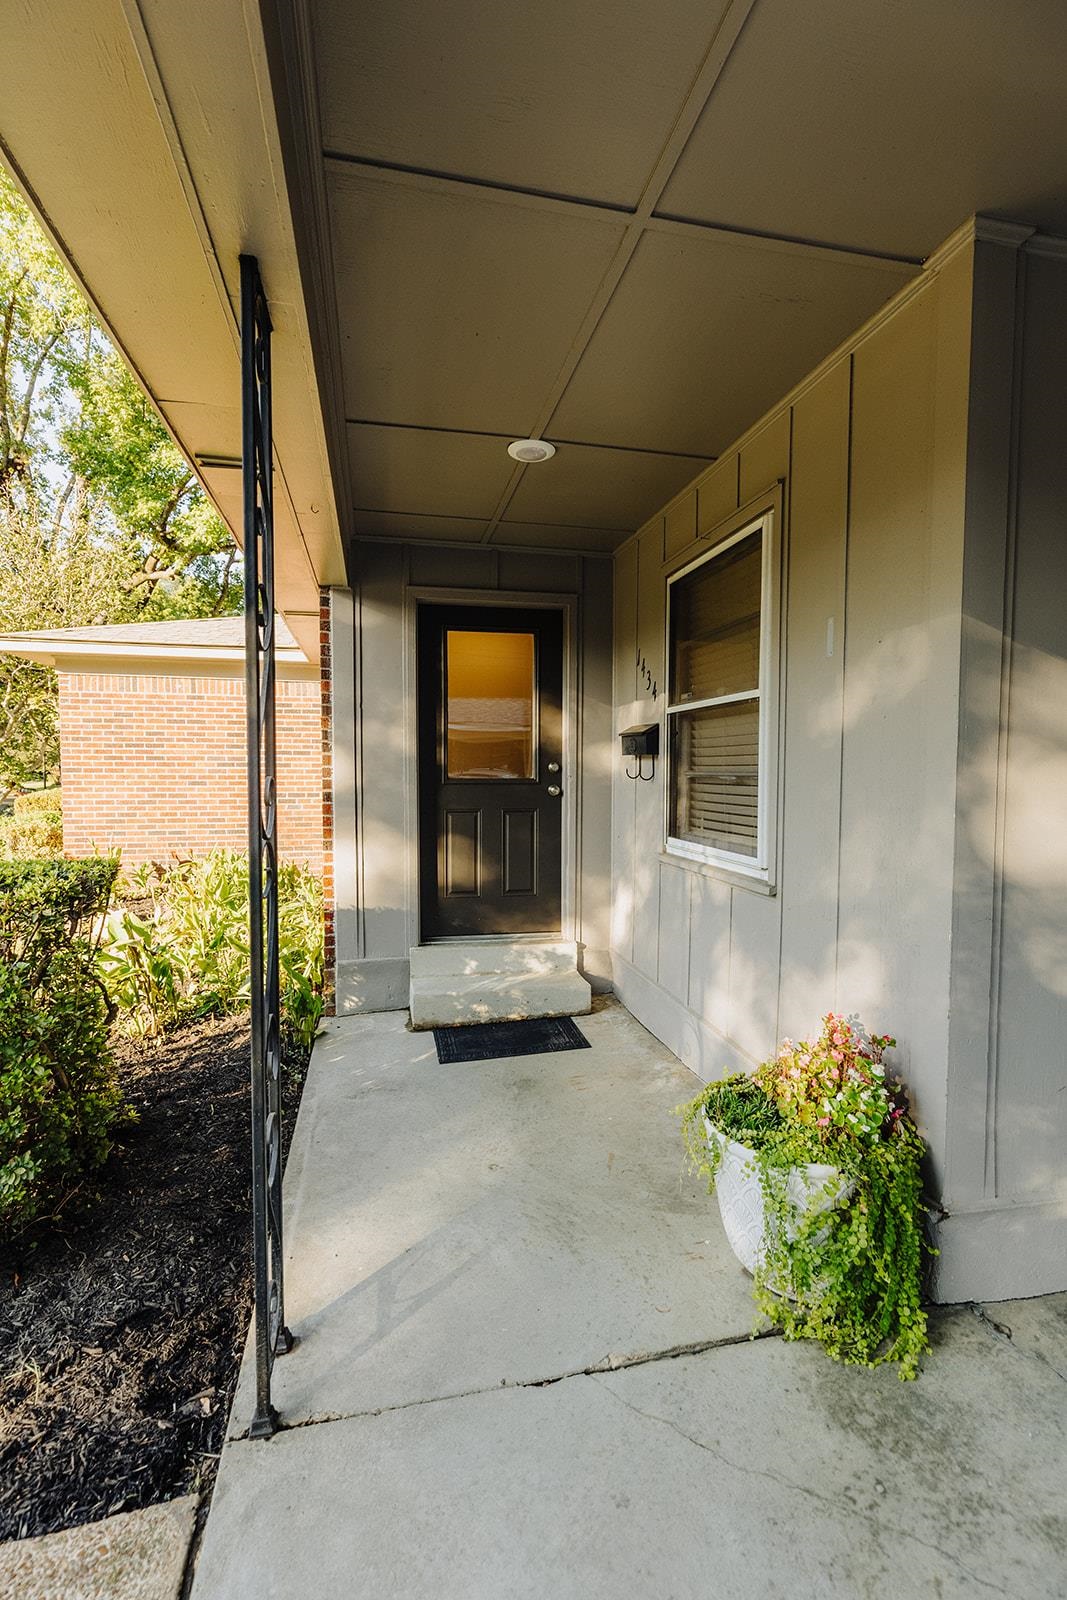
[658,850,777,896]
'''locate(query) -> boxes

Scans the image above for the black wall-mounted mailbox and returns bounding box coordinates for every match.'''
[620,723,659,758]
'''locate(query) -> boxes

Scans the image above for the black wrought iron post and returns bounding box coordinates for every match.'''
[241,254,292,1440]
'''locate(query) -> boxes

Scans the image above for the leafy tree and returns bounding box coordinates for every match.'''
[62,340,240,618]
[0,489,137,795]
[0,167,240,799]
[0,165,89,503]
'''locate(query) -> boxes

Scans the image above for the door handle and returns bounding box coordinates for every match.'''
[547,784,561,797]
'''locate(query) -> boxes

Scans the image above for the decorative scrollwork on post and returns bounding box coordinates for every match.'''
[241,255,293,1440]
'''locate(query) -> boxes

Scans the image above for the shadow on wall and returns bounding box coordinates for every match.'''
[955,614,1067,1208]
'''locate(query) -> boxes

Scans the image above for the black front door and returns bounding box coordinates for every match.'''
[418,604,564,938]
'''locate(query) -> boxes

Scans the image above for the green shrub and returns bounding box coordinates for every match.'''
[94,907,182,1040]
[0,857,126,1236]
[0,789,63,860]
[99,850,325,1063]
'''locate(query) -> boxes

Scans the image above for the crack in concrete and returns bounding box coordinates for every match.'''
[970,1303,1067,1385]
[589,1376,1012,1599]
[231,1326,781,1441]
[178,1497,208,1600]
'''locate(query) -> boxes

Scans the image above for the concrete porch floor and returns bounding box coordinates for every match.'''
[192,1001,1067,1599]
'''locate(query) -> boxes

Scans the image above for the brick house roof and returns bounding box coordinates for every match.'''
[0,616,312,676]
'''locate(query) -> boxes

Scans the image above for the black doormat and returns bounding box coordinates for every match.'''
[433,1014,591,1064]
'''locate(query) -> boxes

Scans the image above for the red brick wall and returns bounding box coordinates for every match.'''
[319,590,336,1014]
[57,669,324,873]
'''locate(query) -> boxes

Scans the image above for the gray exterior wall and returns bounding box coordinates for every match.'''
[611,222,1067,1300]
[940,236,1067,1298]
[329,542,614,1012]
[611,236,973,1177]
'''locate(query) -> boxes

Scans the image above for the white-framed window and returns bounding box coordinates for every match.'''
[664,503,779,882]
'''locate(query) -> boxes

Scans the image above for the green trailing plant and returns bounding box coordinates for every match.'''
[98,850,325,1063]
[680,1013,932,1379]
[0,857,128,1234]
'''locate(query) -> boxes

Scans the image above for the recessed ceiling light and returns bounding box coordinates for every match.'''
[507,438,556,463]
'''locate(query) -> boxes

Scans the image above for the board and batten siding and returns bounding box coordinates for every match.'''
[613,237,976,1201]
[939,234,1067,1298]
[330,541,614,1012]
[614,220,1067,1300]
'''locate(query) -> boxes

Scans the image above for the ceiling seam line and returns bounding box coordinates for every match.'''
[646,212,923,267]
[351,533,616,559]
[480,0,760,542]
[344,418,714,462]
[352,508,633,534]
[322,150,636,218]
[321,153,920,269]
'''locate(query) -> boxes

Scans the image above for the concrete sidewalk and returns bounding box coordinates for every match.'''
[191,1003,1067,1599]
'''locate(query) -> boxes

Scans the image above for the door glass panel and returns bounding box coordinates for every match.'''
[446,630,535,779]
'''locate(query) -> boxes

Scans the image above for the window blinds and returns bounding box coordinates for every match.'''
[671,530,761,704]
[668,700,759,856]
[667,527,763,859]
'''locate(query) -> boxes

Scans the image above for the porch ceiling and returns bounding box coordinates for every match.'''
[3,1,1067,586]
[285,0,1067,555]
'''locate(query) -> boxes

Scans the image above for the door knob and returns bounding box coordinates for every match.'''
[547,784,561,797]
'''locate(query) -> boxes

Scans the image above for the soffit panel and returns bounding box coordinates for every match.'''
[347,424,514,520]
[0,0,235,405]
[659,0,1067,257]
[311,0,734,207]
[504,442,706,532]
[137,0,346,577]
[548,229,914,456]
[328,169,626,435]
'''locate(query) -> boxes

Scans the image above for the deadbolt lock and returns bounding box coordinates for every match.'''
[547,761,560,773]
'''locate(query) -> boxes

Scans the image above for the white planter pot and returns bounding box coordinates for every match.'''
[704,1116,854,1281]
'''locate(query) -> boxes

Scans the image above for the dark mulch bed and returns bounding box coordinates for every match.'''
[0,1014,307,1542]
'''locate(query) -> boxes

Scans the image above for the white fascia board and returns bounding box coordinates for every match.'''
[0,636,317,681]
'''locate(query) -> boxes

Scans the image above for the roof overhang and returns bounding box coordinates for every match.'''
[0,631,316,682]
[0,0,347,662]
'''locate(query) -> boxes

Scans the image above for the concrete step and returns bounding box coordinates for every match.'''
[409,940,580,980]
[409,968,591,1030]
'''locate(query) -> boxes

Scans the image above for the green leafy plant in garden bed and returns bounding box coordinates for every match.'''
[98,849,325,1063]
[0,857,128,1235]
[680,1013,932,1379]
